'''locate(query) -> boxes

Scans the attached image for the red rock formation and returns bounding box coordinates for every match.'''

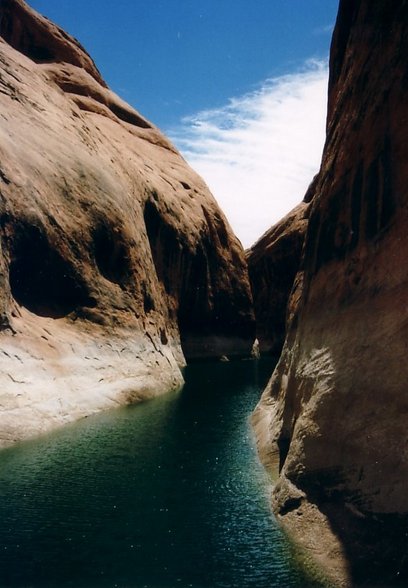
[253,1,408,585]
[0,0,255,446]
[0,0,106,85]
[247,201,310,357]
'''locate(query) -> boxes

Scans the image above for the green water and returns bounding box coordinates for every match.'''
[0,359,312,588]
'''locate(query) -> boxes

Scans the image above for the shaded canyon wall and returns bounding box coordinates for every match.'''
[247,200,311,357]
[253,1,408,585]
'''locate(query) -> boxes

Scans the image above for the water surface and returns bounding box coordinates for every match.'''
[0,359,313,588]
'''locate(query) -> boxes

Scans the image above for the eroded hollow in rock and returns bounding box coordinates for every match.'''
[93,223,131,286]
[143,199,182,296]
[144,198,214,354]
[8,222,92,318]
[143,288,155,313]
[144,194,254,359]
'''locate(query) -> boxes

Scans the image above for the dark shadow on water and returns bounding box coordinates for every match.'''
[0,358,323,588]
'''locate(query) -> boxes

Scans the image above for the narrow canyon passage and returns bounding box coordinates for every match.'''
[0,359,322,588]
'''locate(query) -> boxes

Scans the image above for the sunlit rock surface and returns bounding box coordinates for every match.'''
[253,1,408,585]
[0,0,255,446]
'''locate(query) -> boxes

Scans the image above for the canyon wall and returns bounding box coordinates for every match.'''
[247,200,310,357]
[253,1,408,585]
[0,0,255,446]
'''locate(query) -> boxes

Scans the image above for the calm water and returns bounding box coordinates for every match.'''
[0,359,315,588]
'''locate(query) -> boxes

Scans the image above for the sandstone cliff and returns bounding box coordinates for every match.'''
[253,1,408,585]
[247,200,310,357]
[0,0,255,446]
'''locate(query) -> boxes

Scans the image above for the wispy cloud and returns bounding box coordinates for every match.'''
[169,60,329,248]
[313,23,334,35]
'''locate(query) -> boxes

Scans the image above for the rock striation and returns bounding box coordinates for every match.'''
[0,0,255,446]
[253,1,408,585]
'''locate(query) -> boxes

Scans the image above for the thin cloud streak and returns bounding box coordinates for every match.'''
[313,23,334,35]
[169,60,329,248]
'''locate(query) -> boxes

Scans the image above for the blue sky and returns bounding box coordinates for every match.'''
[28,0,339,246]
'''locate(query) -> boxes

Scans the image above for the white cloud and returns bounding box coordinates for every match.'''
[313,23,334,35]
[169,60,329,248]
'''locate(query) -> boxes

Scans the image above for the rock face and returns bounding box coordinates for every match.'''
[253,1,408,585]
[0,0,255,446]
[247,201,310,357]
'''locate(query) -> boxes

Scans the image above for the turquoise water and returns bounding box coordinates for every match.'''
[0,359,311,588]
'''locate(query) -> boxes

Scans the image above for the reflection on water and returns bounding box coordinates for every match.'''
[0,359,312,588]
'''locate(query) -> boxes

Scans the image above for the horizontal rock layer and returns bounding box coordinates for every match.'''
[0,0,255,446]
[253,1,408,586]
